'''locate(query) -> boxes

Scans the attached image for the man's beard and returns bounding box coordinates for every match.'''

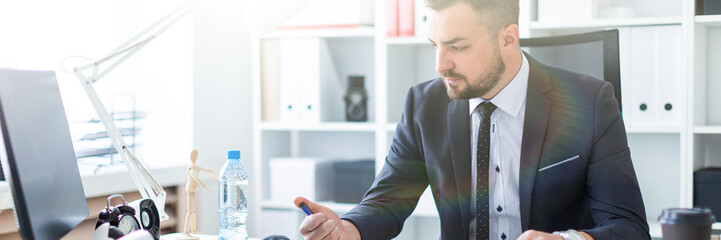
[442,50,506,100]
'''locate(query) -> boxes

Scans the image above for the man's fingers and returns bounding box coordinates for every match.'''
[294,196,323,214]
[320,220,342,240]
[299,212,327,234]
[294,196,310,210]
[303,219,337,240]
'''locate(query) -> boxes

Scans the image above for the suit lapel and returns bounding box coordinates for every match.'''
[519,55,553,230]
[448,99,471,235]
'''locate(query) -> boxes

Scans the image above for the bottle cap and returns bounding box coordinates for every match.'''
[226,150,241,160]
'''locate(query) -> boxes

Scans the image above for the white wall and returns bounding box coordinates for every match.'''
[0,0,194,179]
[192,0,256,236]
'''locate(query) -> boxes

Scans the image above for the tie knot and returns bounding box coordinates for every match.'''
[477,102,497,119]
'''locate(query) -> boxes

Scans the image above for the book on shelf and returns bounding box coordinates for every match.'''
[387,0,399,37]
[398,0,414,36]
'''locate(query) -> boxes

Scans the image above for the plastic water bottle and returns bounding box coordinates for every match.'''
[218,150,248,240]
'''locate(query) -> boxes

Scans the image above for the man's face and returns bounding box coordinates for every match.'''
[427,2,506,100]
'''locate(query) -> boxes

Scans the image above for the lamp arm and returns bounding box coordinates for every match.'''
[75,0,201,83]
[72,0,202,222]
[75,70,169,221]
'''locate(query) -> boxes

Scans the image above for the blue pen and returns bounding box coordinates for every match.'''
[299,202,314,215]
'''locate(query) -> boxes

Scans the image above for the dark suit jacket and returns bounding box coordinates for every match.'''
[341,55,650,240]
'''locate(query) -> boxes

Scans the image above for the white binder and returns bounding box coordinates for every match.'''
[279,39,300,122]
[654,25,683,126]
[297,38,322,123]
[629,26,657,127]
[414,0,429,39]
[278,38,339,123]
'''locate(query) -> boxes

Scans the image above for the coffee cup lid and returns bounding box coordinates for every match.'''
[659,208,716,225]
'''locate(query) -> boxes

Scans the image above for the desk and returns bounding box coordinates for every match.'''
[0,161,188,239]
[161,233,260,240]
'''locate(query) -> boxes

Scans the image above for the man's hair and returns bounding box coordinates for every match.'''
[425,0,519,36]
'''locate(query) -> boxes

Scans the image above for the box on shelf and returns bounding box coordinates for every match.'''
[538,0,596,23]
[269,158,338,204]
[697,0,721,15]
[694,168,721,219]
[333,159,375,203]
[280,0,374,29]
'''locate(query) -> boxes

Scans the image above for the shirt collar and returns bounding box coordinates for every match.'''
[468,52,529,118]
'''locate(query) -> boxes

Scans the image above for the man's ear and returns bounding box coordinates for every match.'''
[500,24,519,52]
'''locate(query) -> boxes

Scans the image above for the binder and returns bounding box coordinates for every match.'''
[624,25,684,128]
[297,38,320,123]
[261,40,281,122]
[628,26,656,126]
[414,0,429,38]
[654,25,683,126]
[279,39,300,122]
[278,38,339,123]
[387,0,399,37]
[398,0,414,36]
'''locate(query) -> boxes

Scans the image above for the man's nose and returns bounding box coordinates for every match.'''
[435,48,454,74]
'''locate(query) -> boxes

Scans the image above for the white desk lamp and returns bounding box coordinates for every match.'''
[71,0,313,223]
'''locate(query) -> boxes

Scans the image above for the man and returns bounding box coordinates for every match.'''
[295,0,650,239]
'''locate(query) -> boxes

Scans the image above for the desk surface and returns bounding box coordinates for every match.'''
[161,233,260,240]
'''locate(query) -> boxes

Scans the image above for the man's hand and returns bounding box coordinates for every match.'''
[517,230,595,240]
[294,197,361,240]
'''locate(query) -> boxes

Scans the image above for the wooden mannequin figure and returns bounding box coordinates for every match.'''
[177,149,218,240]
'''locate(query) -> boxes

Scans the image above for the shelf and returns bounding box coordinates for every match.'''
[696,15,721,26]
[386,37,429,45]
[529,17,683,31]
[78,161,186,198]
[625,126,682,134]
[259,122,377,132]
[1,161,186,210]
[260,27,376,39]
[694,126,721,134]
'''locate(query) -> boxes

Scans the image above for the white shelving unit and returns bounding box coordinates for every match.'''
[529,0,721,239]
[250,0,721,239]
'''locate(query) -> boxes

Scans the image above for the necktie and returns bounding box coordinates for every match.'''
[476,102,496,240]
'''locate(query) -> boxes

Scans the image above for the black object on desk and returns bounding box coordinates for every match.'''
[263,235,290,240]
[694,167,721,219]
[333,160,375,203]
[0,69,89,240]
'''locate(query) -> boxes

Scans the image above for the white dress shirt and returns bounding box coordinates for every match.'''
[468,53,529,240]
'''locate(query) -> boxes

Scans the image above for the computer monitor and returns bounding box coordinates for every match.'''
[0,69,89,240]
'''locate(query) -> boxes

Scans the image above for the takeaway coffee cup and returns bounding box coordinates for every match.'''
[659,208,716,240]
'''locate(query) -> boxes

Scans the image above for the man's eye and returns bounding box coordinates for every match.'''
[452,46,466,52]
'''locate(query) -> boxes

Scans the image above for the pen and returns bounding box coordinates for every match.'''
[299,202,314,215]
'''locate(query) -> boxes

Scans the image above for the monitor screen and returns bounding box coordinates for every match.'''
[0,69,89,240]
